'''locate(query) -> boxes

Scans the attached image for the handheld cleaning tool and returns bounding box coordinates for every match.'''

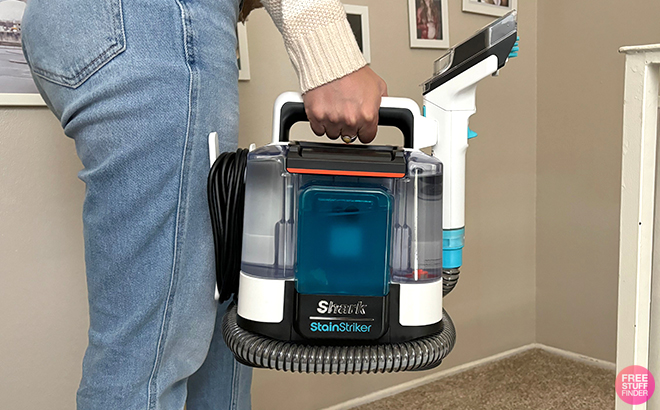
[422,11,518,271]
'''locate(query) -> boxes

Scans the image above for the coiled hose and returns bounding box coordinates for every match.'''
[222,304,456,374]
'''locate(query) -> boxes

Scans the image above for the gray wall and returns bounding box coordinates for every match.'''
[0,109,87,409]
[535,0,660,362]
[10,0,655,408]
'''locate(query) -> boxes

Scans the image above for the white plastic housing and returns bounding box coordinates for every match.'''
[399,281,444,326]
[236,275,443,327]
[423,55,499,230]
[237,272,286,323]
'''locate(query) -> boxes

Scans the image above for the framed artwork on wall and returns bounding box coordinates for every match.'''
[462,0,518,17]
[343,4,371,64]
[0,0,45,106]
[408,0,450,49]
[237,22,250,81]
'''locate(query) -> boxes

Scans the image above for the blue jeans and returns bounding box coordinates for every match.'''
[21,0,252,409]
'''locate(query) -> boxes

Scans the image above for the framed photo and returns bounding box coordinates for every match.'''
[236,22,250,81]
[0,0,45,106]
[408,0,450,49]
[343,4,371,64]
[462,0,518,17]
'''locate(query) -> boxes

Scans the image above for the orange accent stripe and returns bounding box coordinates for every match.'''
[287,168,405,178]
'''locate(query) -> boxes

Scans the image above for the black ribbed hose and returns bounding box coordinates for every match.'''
[222,304,456,374]
[442,268,460,296]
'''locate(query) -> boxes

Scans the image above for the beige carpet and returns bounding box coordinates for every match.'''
[356,349,615,410]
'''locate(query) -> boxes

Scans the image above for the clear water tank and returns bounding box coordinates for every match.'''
[240,142,443,297]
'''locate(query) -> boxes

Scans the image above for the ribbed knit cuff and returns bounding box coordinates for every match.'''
[285,18,367,93]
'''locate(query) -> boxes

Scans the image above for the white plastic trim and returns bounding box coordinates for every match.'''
[616,46,660,410]
[380,96,438,150]
[271,92,303,145]
[414,116,439,151]
[237,23,251,81]
[236,272,287,323]
[398,280,443,326]
[208,132,220,168]
[236,273,443,327]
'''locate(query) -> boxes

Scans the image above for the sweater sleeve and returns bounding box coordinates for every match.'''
[260,0,367,93]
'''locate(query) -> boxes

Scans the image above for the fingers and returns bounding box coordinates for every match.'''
[356,96,380,143]
[324,114,342,140]
[318,111,374,142]
[305,99,381,143]
[302,67,389,144]
[340,113,360,140]
[309,107,377,143]
[357,117,378,143]
[308,119,326,137]
[307,103,380,144]
[306,105,326,137]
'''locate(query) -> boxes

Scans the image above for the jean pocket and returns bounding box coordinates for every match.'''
[22,0,126,89]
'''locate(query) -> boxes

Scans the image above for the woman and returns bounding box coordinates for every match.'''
[21,0,387,409]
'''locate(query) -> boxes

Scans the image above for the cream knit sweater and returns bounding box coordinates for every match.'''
[257,0,367,92]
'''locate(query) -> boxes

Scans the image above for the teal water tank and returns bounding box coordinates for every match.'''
[296,185,392,297]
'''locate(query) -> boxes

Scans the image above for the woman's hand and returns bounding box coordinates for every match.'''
[302,66,388,144]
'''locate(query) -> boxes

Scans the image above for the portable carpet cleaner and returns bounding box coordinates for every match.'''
[207,12,519,374]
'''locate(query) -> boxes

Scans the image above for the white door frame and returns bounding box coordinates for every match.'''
[617,44,660,410]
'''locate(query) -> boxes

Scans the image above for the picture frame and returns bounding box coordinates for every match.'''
[236,22,250,81]
[343,4,371,64]
[462,0,518,17]
[0,0,45,106]
[408,0,450,49]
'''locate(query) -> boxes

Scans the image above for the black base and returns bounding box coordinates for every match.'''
[223,303,456,374]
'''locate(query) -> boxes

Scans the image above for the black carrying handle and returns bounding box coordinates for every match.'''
[279,102,415,149]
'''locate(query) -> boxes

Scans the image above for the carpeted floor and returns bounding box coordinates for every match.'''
[356,349,615,410]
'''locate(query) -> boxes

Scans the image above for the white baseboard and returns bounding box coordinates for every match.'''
[321,343,615,410]
[534,343,616,370]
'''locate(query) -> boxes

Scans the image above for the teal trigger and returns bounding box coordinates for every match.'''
[468,128,478,140]
[509,36,520,59]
